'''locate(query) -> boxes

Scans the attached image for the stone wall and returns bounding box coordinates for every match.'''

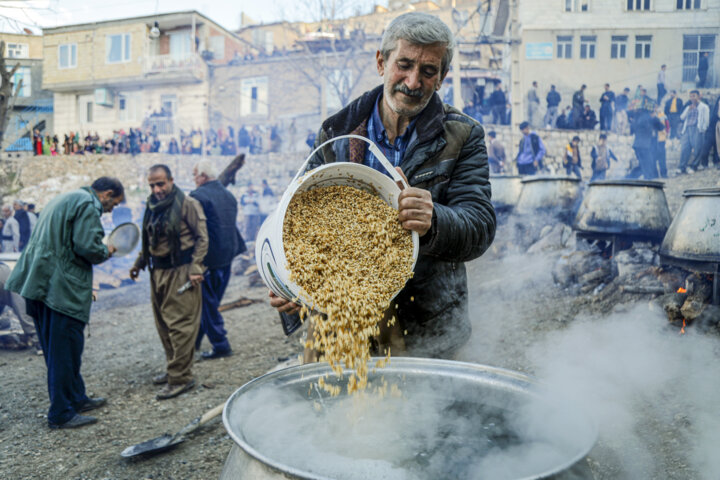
[489,126,640,180]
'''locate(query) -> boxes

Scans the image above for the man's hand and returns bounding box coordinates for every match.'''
[269,291,301,315]
[395,167,433,237]
[129,266,140,281]
[107,245,117,257]
[189,274,204,287]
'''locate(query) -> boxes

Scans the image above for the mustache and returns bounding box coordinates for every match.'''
[393,84,423,98]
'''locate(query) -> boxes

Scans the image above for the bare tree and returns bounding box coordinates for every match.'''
[0,40,23,153]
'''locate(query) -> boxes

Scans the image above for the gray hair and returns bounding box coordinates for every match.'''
[194,160,217,179]
[380,12,454,77]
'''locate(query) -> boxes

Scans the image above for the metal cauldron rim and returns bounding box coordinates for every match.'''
[520,175,582,184]
[491,174,523,179]
[221,357,598,480]
[682,187,720,197]
[587,179,665,189]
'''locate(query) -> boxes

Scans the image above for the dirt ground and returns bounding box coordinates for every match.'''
[0,158,718,480]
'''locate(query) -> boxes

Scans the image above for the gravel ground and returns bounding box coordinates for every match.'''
[0,155,718,480]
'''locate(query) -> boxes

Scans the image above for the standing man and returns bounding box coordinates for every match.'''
[572,84,586,129]
[657,65,667,105]
[489,82,507,125]
[614,87,631,135]
[13,201,31,251]
[664,90,684,139]
[516,121,546,175]
[632,107,663,179]
[527,81,541,128]
[190,160,246,359]
[487,130,506,173]
[697,52,709,88]
[269,12,496,359]
[676,90,710,174]
[564,136,583,179]
[1,205,20,252]
[599,84,615,131]
[654,106,670,178]
[544,85,561,128]
[6,178,124,429]
[130,165,209,400]
[25,203,38,232]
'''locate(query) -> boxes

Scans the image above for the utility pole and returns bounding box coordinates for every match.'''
[508,0,521,171]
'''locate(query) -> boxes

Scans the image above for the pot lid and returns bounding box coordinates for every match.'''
[588,179,665,189]
[682,187,720,197]
[520,175,581,184]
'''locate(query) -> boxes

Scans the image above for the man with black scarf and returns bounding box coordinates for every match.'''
[130,164,208,400]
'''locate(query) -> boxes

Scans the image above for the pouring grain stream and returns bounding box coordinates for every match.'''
[283,185,414,394]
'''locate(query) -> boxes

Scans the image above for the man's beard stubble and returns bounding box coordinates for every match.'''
[384,81,437,117]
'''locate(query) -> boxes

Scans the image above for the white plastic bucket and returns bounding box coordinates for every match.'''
[255,134,420,310]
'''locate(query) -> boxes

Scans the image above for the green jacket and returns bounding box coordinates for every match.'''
[6,187,109,323]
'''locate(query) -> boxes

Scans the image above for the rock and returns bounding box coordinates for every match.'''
[681,297,707,321]
[658,292,687,322]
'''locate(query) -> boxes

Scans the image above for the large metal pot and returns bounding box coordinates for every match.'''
[515,176,582,217]
[221,358,597,480]
[660,188,720,264]
[491,175,524,212]
[573,180,672,242]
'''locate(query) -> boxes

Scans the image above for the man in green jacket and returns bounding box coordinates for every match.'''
[7,177,125,429]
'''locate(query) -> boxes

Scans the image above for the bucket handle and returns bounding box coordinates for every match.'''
[291,134,409,188]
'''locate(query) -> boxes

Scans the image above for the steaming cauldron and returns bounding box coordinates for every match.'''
[515,176,582,219]
[660,188,720,264]
[490,175,524,212]
[573,180,672,242]
[221,358,597,480]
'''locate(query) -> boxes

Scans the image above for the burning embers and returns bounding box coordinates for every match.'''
[656,273,720,334]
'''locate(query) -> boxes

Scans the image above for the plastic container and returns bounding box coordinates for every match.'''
[255,134,420,310]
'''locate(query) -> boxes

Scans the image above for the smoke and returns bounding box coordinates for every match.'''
[459,245,720,480]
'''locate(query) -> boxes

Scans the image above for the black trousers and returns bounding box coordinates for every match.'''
[27,299,90,425]
[195,265,232,352]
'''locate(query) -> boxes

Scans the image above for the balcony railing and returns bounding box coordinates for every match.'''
[143,53,206,80]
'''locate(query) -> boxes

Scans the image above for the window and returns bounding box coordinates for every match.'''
[169,32,192,59]
[580,36,597,59]
[118,92,140,122]
[557,36,573,59]
[106,33,131,63]
[58,43,77,69]
[611,35,628,59]
[240,77,268,116]
[683,34,716,82]
[635,35,652,58]
[6,43,29,59]
[627,0,651,10]
[677,0,701,8]
[160,94,177,115]
[251,29,274,54]
[9,66,31,97]
[565,0,589,11]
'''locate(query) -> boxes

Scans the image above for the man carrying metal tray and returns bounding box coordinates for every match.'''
[269,12,496,359]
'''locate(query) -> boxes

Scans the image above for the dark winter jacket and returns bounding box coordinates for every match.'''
[546,90,561,108]
[489,90,507,108]
[307,84,496,358]
[632,111,665,150]
[6,187,109,323]
[190,180,246,269]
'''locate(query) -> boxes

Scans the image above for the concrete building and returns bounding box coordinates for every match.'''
[1,32,54,153]
[514,0,720,128]
[41,11,245,139]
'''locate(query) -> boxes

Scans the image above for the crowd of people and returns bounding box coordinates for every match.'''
[0,200,37,254]
[30,123,289,158]
[486,80,720,180]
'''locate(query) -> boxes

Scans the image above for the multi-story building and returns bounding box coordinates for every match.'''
[1,32,54,153]
[220,0,511,133]
[515,0,719,126]
[42,10,245,138]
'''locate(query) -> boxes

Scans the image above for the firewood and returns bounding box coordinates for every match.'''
[218,153,245,187]
[217,297,262,312]
[659,292,687,322]
[620,285,665,295]
[681,297,708,321]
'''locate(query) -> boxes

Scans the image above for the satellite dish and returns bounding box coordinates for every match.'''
[149,21,160,40]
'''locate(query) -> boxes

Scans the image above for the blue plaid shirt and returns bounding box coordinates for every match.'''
[364,93,418,176]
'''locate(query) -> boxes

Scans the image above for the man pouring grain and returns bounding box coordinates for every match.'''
[130,165,208,399]
[270,12,496,359]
